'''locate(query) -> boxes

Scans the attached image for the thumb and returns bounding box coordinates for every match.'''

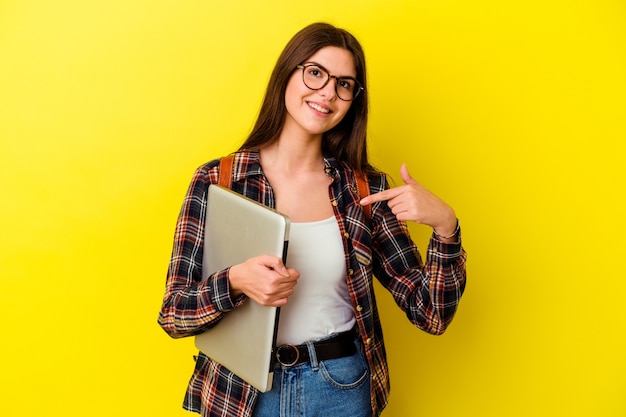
[400,163,418,186]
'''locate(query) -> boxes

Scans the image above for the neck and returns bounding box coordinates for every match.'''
[261,118,327,170]
[260,138,324,174]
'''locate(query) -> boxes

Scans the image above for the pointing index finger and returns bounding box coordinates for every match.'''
[360,187,402,206]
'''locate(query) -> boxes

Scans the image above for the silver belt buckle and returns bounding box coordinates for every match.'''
[276,343,300,366]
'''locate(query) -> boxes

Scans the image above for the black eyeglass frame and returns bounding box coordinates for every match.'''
[296,63,364,101]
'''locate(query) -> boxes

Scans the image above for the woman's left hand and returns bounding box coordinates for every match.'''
[359,164,457,237]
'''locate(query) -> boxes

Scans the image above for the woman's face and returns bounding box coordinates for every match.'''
[283,46,356,139]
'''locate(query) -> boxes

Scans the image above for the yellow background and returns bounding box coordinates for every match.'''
[1,1,624,416]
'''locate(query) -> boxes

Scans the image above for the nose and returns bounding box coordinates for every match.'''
[318,77,338,100]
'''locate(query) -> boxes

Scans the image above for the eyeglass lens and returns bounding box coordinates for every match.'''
[300,65,360,101]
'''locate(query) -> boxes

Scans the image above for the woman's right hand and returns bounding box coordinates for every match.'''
[228,255,299,307]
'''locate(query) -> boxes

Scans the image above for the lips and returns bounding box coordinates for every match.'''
[307,101,331,114]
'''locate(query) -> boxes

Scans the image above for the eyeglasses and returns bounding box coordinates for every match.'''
[296,63,364,101]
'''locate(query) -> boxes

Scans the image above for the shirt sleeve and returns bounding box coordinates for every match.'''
[371,188,467,335]
[158,163,245,339]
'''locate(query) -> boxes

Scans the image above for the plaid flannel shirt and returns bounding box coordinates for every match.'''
[158,151,466,417]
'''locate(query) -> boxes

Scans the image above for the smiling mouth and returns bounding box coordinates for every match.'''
[307,102,331,114]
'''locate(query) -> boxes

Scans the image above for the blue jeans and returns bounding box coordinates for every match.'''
[253,339,372,417]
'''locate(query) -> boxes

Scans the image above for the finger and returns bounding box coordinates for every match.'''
[388,199,406,213]
[259,256,289,277]
[360,187,403,206]
[272,296,291,307]
[273,268,299,287]
[258,292,291,307]
[400,163,418,186]
[285,268,300,281]
[265,275,298,306]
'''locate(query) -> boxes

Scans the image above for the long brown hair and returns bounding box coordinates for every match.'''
[238,22,371,172]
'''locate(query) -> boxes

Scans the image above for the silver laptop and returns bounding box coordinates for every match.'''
[194,185,290,392]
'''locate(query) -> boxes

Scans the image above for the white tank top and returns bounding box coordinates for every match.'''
[276,216,356,345]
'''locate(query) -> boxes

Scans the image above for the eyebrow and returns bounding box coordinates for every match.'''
[303,61,357,80]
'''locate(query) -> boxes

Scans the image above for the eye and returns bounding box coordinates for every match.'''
[337,78,355,91]
[307,66,325,78]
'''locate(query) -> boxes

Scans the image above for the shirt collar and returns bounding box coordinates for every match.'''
[231,151,264,183]
[233,150,342,181]
[323,154,341,179]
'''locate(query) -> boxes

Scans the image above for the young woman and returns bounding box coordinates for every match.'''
[159,22,467,417]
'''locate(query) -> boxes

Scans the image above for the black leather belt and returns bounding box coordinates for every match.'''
[275,327,357,367]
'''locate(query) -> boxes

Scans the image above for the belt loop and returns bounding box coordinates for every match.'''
[305,341,319,371]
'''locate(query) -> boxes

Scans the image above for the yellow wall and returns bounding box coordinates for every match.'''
[1,1,624,416]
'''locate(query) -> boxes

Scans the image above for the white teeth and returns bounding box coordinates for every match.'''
[308,102,330,113]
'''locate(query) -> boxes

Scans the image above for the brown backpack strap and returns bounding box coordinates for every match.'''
[218,154,234,188]
[355,171,371,220]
